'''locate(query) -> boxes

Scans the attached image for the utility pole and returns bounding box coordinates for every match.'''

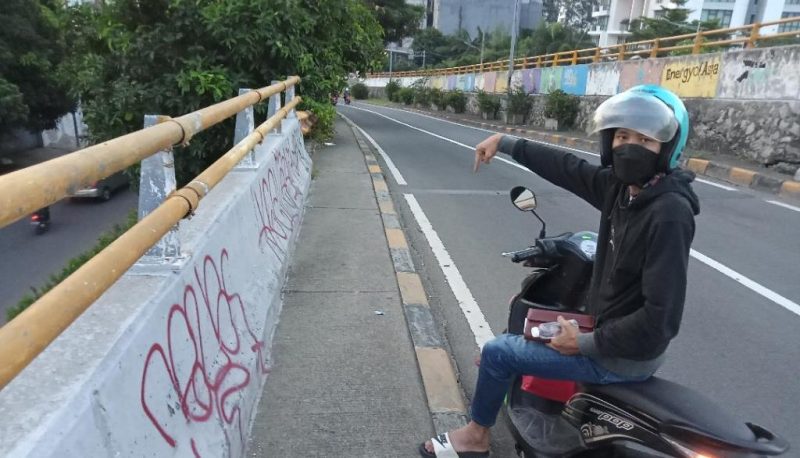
[387,49,393,79]
[507,0,521,92]
[423,50,426,69]
[480,30,485,71]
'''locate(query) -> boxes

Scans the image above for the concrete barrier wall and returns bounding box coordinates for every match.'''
[364,44,800,101]
[0,118,312,457]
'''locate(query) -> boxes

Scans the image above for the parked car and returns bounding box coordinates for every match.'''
[70,171,129,201]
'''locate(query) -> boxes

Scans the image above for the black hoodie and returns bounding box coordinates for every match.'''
[501,137,700,376]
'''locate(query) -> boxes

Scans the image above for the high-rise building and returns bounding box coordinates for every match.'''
[417,0,544,40]
[589,0,799,47]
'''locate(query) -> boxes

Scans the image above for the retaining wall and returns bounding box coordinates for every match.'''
[0,118,312,457]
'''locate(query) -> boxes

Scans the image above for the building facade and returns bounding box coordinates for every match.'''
[420,0,544,40]
[590,0,800,47]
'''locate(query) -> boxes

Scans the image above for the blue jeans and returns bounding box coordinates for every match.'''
[470,333,650,427]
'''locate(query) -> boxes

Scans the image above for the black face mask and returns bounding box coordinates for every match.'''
[612,144,660,187]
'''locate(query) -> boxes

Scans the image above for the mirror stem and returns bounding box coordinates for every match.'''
[532,210,546,239]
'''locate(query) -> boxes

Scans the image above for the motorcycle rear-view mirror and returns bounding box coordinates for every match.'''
[510,186,537,212]
[509,186,547,239]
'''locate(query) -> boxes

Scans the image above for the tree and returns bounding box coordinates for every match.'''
[62,0,383,184]
[542,0,597,31]
[364,0,425,44]
[626,0,722,42]
[0,0,74,137]
[519,22,596,56]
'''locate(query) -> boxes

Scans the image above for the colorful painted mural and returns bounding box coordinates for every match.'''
[586,63,621,95]
[561,65,589,95]
[481,72,496,92]
[540,67,564,93]
[660,56,721,98]
[619,59,665,91]
[495,71,509,93]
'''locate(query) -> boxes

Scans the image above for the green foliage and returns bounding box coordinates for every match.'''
[412,83,431,106]
[429,87,445,110]
[0,0,75,136]
[507,85,532,117]
[398,87,414,105]
[298,98,335,141]
[445,90,467,113]
[62,0,383,186]
[518,22,595,57]
[476,90,501,119]
[386,79,402,102]
[351,82,369,100]
[543,0,596,31]
[364,0,425,44]
[544,89,579,129]
[7,210,138,321]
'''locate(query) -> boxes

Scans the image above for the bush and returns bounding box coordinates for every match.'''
[412,83,431,106]
[7,210,138,321]
[507,85,532,118]
[386,79,401,102]
[543,89,579,129]
[350,82,369,100]
[477,90,501,119]
[429,88,446,110]
[399,87,414,105]
[445,90,467,113]
[299,98,335,141]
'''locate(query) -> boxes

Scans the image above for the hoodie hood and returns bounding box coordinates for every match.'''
[629,169,700,215]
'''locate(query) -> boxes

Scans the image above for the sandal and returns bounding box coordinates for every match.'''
[418,432,490,457]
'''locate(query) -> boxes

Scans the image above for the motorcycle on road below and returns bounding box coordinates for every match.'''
[31,207,51,235]
[501,186,789,458]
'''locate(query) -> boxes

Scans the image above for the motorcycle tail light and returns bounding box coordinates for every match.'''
[31,214,40,221]
[663,436,715,458]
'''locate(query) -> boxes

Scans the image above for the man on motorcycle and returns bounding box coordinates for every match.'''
[420,85,700,457]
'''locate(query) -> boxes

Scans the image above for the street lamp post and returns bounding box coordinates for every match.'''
[507,0,521,92]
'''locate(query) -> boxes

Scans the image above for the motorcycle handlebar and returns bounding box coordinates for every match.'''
[503,246,542,263]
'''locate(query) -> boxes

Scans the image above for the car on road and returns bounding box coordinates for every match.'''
[70,171,129,201]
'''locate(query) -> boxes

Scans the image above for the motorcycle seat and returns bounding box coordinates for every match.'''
[579,377,785,453]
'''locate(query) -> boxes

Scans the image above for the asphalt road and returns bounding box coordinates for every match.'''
[340,102,800,454]
[0,190,137,324]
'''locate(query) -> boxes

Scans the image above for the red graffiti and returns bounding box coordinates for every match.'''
[251,141,307,261]
[140,249,269,455]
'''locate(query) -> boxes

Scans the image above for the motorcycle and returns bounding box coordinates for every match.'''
[331,93,339,105]
[31,207,51,235]
[501,186,789,458]
[344,93,351,105]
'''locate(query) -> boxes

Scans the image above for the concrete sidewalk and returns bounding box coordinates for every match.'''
[247,118,466,457]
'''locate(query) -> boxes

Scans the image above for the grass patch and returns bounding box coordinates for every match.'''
[364,98,395,107]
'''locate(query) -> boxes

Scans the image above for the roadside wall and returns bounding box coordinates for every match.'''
[0,118,312,457]
[364,45,800,167]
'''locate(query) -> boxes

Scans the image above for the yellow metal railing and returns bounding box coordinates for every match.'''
[0,76,300,229]
[0,77,302,389]
[370,16,800,78]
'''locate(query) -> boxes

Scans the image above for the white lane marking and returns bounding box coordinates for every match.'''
[695,178,736,191]
[352,104,744,193]
[690,249,800,317]
[404,194,495,349]
[348,104,600,158]
[350,122,407,185]
[767,200,800,213]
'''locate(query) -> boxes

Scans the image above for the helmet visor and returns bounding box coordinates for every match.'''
[589,91,679,143]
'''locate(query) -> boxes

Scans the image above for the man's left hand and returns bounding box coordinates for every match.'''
[547,316,581,355]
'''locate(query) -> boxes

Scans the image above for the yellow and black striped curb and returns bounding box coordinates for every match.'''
[339,113,469,433]
[373,103,800,201]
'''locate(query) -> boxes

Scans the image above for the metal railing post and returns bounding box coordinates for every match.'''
[572,51,578,65]
[618,43,626,61]
[747,23,761,48]
[285,83,296,118]
[137,115,180,263]
[692,30,703,54]
[233,88,257,168]
[651,39,660,58]
[594,47,601,63]
[269,80,283,134]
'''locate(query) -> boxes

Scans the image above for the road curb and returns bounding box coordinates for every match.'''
[373,103,800,201]
[339,113,470,435]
